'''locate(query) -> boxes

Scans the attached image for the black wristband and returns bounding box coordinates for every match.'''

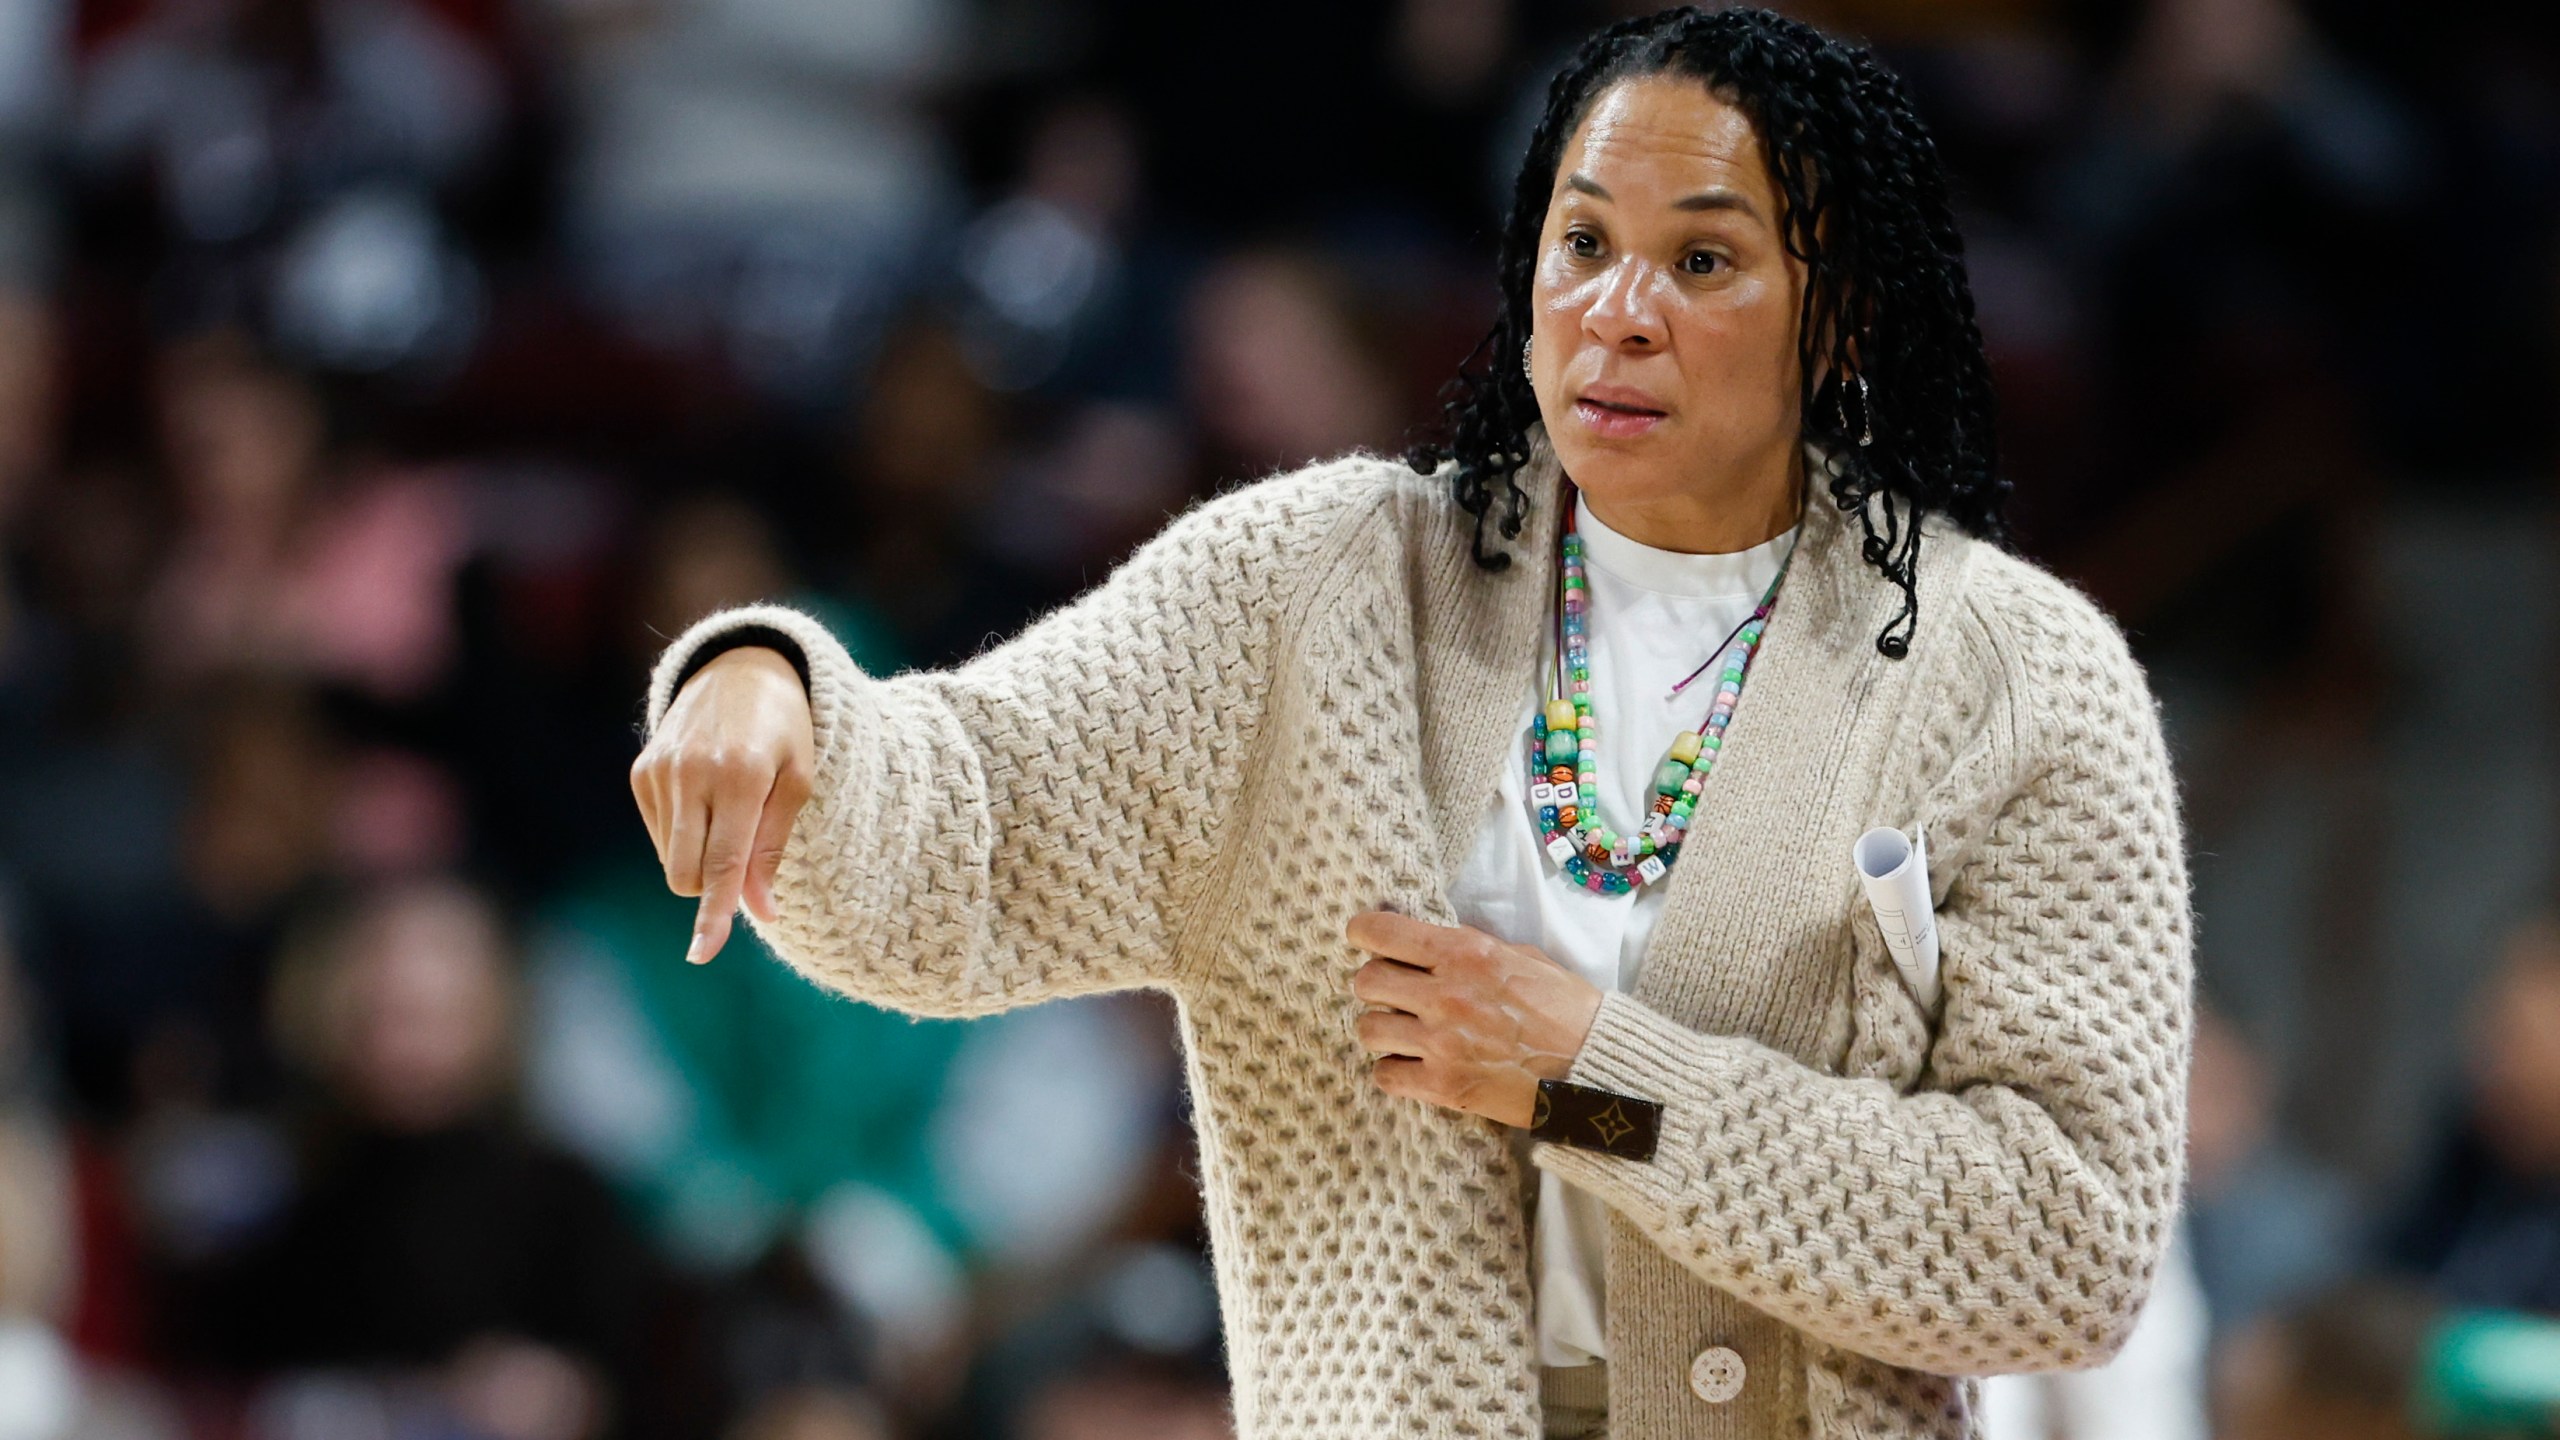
[671,623,811,701]
[1528,1078,1661,1162]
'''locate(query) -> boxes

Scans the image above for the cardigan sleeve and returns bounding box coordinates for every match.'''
[1530,568,2195,1376]
[640,456,1382,1018]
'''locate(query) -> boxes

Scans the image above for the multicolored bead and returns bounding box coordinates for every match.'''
[1526,486,1792,893]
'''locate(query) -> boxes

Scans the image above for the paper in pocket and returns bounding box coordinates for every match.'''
[1853,825,1940,1011]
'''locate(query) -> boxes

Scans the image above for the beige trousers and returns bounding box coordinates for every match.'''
[1540,1363,1609,1440]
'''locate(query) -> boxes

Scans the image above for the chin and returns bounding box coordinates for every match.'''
[1547,440,1682,503]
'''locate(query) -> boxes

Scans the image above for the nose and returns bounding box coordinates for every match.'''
[1582,255,1666,352]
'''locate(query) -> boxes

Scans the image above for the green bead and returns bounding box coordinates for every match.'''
[1653,759,1692,795]
[1546,730,1578,763]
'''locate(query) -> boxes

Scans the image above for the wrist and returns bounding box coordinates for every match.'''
[1530,978,1607,1082]
[701,644,800,688]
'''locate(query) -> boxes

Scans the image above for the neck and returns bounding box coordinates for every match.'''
[1577,439,1806,554]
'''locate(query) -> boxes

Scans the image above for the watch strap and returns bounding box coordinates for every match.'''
[1529,1077,1661,1162]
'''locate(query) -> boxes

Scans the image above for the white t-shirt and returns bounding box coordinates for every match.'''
[1447,489,1798,1368]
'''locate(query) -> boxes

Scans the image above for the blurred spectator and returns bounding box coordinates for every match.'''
[2378,910,2560,1314]
[2214,1281,2434,1440]
[143,332,474,703]
[2185,1003,2360,1339]
[976,399,1194,614]
[637,492,899,681]
[949,94,1184,403]
[1019,1360,1232,1440]
[2,454,163,738]
[172,876,658,1438]
[2033,0,2430,519]
[1181,247,1403,481]
[952,1237,1229,1440]
[525,854,1181,1404]
[0,920,76,1440]
[949,241,1420,636]
[723,1385,890,1440]
[1374,0,1524,240]
[544,0,966,402]
[0,290,55,558]
[0,906,189,1440]
[0,0,65,291]
[72,0,503,372]
[817,313,1051,667]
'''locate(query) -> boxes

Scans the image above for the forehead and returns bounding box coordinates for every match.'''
[1555,74,1776,212]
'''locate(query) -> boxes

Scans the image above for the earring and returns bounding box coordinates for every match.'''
[1839,372,1874,447]
[1521,337,1533,384]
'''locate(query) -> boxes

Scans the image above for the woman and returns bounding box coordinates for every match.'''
[627,9,2194,1439]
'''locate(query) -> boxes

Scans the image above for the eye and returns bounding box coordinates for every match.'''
[1683,250,1726,276]
[1564,228,1601,259]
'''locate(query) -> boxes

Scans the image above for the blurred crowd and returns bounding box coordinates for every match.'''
[0,0,2554,1437]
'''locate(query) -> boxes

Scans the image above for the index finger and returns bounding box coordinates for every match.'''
[687,786,763,965]
[1343,910,1469,971]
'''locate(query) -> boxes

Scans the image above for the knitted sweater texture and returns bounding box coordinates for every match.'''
[642,427,2196,1440]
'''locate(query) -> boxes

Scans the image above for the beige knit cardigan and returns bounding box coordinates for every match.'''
[642,425,2196,1440]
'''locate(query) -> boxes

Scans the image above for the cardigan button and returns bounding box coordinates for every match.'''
[1688,1345,1746,1404]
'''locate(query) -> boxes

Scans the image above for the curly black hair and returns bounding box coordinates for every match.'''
[1402,5,2007,659]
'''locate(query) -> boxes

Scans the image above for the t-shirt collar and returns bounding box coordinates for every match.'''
[1572,489,1801,600]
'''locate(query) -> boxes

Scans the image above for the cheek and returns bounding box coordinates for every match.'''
[1669,281,1800,403]
[1532,256,1605,329]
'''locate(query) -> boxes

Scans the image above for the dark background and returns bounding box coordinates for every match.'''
[0,0,2556,1436]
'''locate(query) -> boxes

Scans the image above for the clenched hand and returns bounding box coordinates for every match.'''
[629,645,815,965]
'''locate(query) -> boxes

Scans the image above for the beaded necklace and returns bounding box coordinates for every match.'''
[1528,487,1799,893]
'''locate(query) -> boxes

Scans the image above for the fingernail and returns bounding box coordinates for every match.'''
[685,933,707,965]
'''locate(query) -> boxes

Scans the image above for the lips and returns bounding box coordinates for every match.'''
[1576,384,1667,416]
[1571,385,1668,439]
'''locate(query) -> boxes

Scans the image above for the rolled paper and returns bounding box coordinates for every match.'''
[1853,825,1941,1011]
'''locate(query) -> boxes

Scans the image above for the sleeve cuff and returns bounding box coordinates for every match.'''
[643,603,859,739]
[667,623,811,702]
[1528,988,1745,1220]
[1564,985,1733,1098]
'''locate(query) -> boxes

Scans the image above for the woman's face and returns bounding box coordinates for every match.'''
[1527,75,1810,528]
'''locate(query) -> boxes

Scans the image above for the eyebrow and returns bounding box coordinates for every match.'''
[1563,172,1760,221]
